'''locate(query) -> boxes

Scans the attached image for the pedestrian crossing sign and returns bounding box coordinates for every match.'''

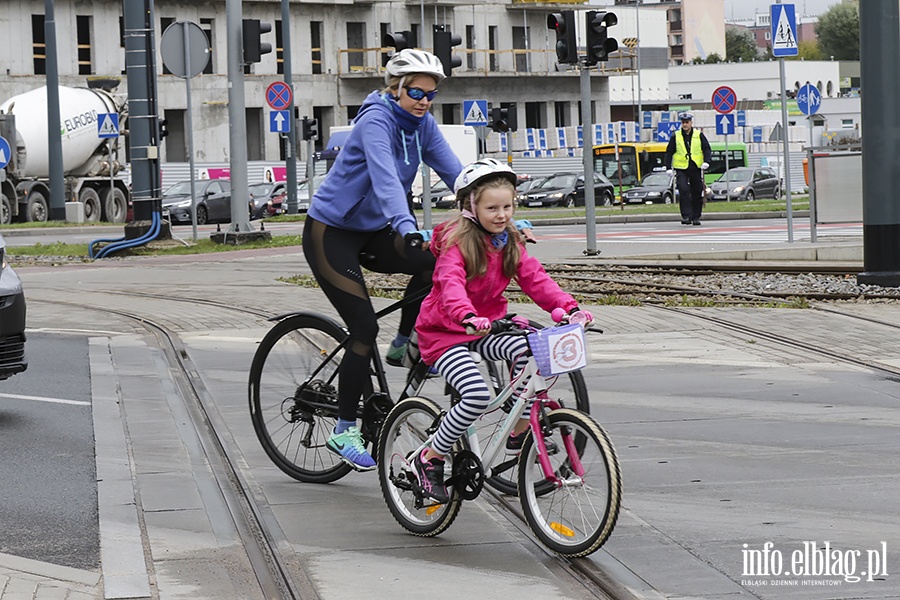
[771,4,798,57]
[98,113,119,139]
[463,99,489,127]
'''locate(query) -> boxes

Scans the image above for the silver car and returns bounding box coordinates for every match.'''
[0,233,27,380]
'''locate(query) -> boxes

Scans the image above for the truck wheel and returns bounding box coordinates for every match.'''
[102,188,128,223]
[26,190,49,222]
[79,188,102,222]
[0,193,11,225]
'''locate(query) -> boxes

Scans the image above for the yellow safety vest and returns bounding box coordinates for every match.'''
[672,128,704,170]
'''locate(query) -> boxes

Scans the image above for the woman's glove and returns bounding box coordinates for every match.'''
[404,231,425,250]
[700,162,710,171]
[462,315,491,335]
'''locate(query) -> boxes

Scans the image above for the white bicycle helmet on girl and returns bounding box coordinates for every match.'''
[453,158,518,196]
[384,49,446,84]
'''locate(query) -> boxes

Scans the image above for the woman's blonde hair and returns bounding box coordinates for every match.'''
[443,176,521,279]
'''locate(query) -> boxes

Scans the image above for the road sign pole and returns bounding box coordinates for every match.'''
[183,23,199,241]
[580,64,598,255]
[725,133,730,202]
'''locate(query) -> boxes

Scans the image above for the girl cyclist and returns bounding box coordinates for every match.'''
[412,159,594,502]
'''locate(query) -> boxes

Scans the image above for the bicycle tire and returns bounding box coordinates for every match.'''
[517,408,621,558]
[377,397,463,537]
[249,314,372,483]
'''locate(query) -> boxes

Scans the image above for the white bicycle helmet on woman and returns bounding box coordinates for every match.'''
[453,158,518,197]
[384,49,446,84]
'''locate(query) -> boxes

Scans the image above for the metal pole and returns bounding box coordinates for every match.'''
[123,0,161,222]
[282,0,299,214]
[306,137,315,201]
[580,65,598,255]
[636,1,642,131]
[776,0,794,243]
[44,0,65,220]
[725,133,730,202]
[181,23,199,242]
[226,0,252,233]
[807,145,817,243]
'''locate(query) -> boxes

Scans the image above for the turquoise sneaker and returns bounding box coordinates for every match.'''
[386,342,407,367]
[326,426,376,471]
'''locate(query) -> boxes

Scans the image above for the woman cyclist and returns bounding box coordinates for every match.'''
[303,49,465,471]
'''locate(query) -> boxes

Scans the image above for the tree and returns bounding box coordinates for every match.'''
[815,3,859,60]
[704,52,723,64]
[726,26,759,62]
[797,39,823,61]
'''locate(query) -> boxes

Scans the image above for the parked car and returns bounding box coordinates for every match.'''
[516,175,547,196]
[248,182,286,219]
[621,171,677,205]
[0,233,27,380]
[517,172,615,208]
[162,179,233,225]
[708,167,781,202]
[291,174,327,213]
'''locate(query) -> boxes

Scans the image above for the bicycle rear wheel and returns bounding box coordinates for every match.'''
[517,408,621,558]
[249,314,369,483]
[377,397,462,537]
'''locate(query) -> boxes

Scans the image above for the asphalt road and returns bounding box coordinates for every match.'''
[0,332,98,571]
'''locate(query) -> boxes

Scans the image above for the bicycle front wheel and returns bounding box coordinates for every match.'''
[518,409,621,558]
[249,314,366,483]
[377,397,462,537]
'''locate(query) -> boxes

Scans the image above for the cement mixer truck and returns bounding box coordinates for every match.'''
[0,81,129,224]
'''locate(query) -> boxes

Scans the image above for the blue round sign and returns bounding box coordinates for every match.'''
[0,136,11,169]
[797,83,821,116]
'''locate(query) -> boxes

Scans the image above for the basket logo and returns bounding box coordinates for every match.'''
[550,329,587,374]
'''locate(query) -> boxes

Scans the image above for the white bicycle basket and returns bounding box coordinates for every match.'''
[527,323,588,376]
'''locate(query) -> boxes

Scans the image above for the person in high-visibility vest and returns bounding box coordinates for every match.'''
[665,112,711,225]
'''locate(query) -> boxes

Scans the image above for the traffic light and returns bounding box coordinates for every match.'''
[433,25,462,77]
[301,117,319,141]
[547,11,578,65]
[382,30,416,66]
[158,118,168,140]
[242,19,273,64]
[490,105,517,133]
[585,11,618,65]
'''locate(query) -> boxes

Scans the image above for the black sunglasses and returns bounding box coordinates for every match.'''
[404,86,439,102]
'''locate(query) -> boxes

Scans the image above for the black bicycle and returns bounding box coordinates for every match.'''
[248,290,591,487]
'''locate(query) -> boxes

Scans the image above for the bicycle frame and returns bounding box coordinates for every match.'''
[409,348,586,487]
[469,355,585,486]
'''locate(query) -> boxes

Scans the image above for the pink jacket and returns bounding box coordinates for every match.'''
[416,223,578,365]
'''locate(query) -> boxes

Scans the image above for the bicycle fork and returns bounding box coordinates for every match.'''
[529,394,586,487]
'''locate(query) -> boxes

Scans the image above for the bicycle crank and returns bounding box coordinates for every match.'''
[447,449,484,501]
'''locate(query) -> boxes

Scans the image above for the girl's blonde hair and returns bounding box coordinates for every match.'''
[443,176,521,279]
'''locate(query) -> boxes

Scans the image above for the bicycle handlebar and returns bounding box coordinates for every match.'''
[465,315,603,336]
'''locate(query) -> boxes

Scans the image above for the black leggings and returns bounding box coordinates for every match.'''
[302,217,435,421]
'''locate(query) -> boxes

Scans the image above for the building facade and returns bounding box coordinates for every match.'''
[1,0,642,164]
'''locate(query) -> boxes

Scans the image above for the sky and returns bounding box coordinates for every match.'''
[724,0,843,20]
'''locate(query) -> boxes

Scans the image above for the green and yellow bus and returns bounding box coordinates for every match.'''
[592,141,747,197]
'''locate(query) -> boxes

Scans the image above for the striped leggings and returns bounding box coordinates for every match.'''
[430,334,531,456]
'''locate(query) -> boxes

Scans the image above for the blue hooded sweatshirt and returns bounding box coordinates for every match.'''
[308,91,464,238]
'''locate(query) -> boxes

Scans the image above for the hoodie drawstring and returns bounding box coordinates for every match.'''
[400,131,410,165]
[399,130,423,166]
